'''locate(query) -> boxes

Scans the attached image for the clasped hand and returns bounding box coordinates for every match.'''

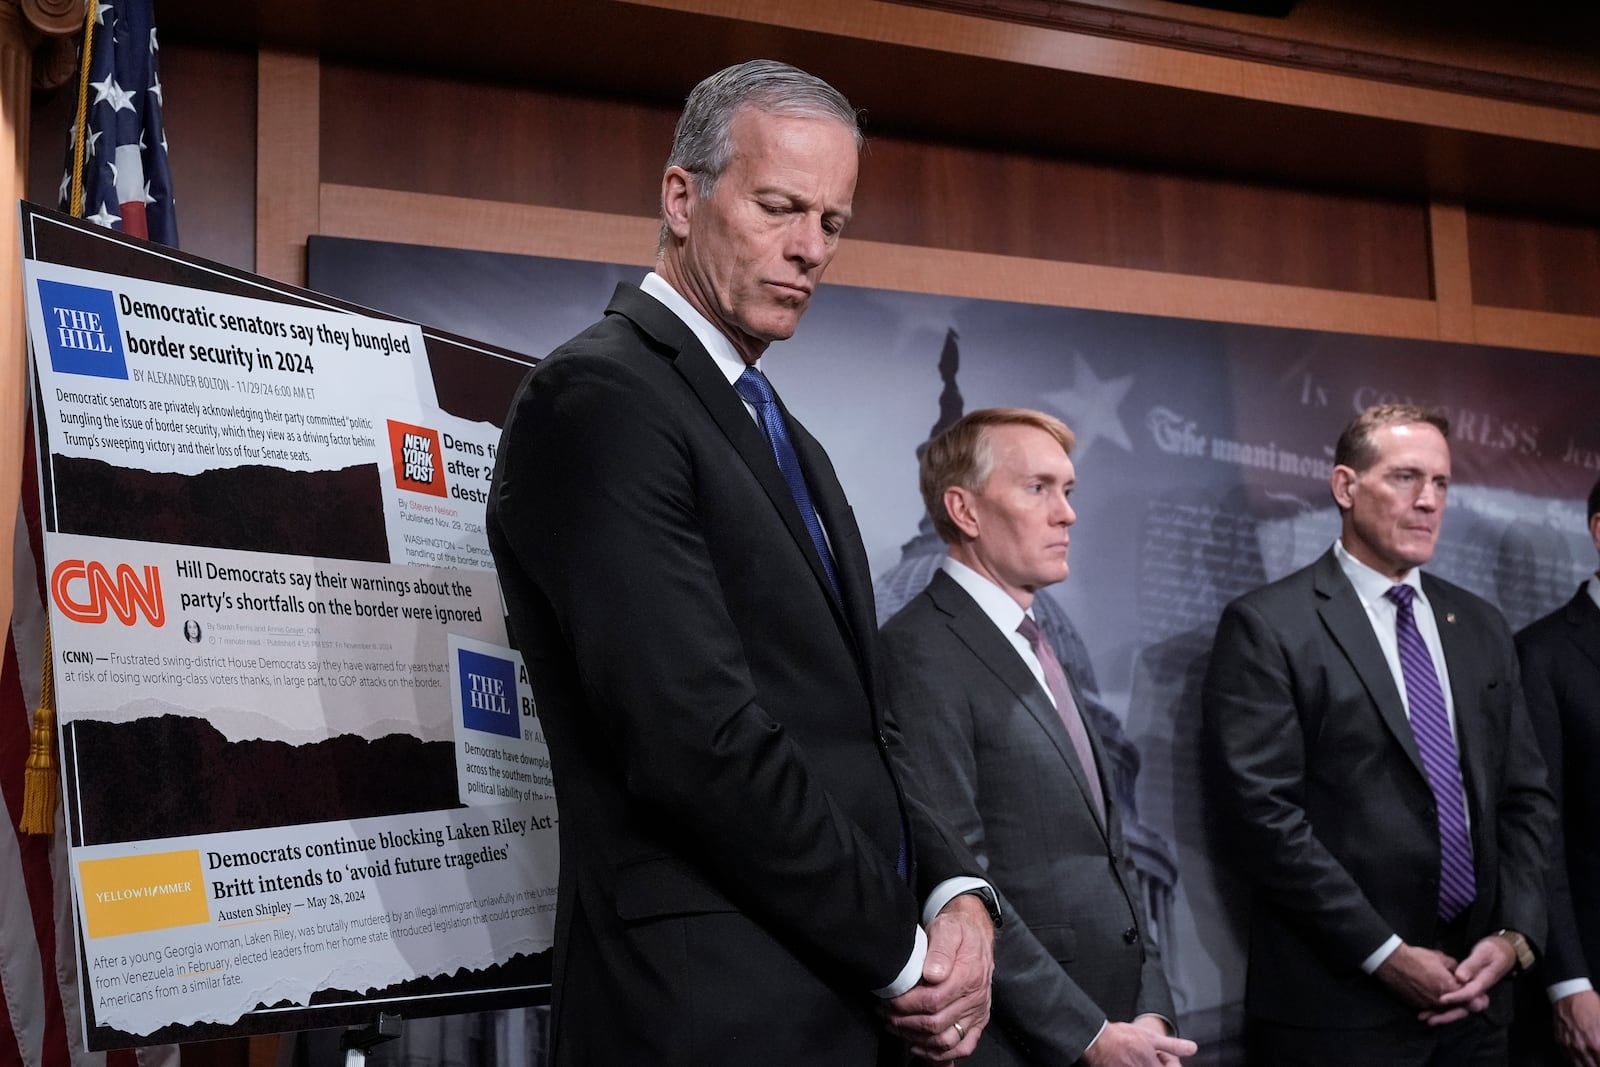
[879,894,995,1061]
[1374,937,1516,1026]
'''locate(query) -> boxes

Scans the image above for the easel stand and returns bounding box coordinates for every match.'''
[340,1013,402,1067]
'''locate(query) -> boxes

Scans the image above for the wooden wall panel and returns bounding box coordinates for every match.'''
[162,45,256,271]
[316,63,1431,297]
[1468,211,1600,318]
[256,51,320,286]
[20,33,1597,351]
[319,64,670,219]
[25,71,74,206]
[851,139,1432,296]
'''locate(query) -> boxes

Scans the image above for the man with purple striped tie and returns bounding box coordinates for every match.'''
[1203,403,1555,1065]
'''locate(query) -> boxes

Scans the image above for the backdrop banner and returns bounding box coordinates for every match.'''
[309,235,1600,1062]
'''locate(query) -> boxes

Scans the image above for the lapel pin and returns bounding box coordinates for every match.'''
[1446,613,1456,624]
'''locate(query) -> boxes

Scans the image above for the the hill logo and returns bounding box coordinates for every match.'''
[457,648,519,739]
[387,420,448,498]
[51,559,165,627]
[35,279,128,380]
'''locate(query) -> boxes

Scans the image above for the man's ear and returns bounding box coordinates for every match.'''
[1588,510,1600,555]
[944,486,981,541]
[1330,465,1358,511]
[661,167,695,241]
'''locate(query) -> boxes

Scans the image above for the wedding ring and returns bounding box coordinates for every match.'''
[952,1020,966,1041]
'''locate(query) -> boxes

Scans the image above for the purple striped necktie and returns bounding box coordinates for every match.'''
[1385,584,1475,920]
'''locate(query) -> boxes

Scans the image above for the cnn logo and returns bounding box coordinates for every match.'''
[50,560,166,627]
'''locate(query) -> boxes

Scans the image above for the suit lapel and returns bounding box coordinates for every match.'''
[1423,576,1489,818]
[929,572,1110,838]
[1312,550,1428,780]
[605,284,858,642]
[788,418,877,667]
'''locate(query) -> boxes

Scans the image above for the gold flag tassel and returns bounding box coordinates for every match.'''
[21,622,57,835]
[67,0,98,216]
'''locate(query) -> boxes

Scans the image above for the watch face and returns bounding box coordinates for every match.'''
[1499,931,1533,971]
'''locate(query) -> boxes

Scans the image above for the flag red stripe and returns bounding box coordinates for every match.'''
[117,202,148,242]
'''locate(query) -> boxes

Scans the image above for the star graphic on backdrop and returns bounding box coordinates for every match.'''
[86,202,121,229]
[1040,351,1135,457]
[90,74,136,112]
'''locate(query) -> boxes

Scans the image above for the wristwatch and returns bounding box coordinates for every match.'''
[965,885,1004,930]
[1495,929,1535,974]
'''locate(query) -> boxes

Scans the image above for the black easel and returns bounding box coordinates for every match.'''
[338,1013,402,1066]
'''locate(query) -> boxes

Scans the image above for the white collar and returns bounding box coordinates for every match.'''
[1333,538,1425,606]
[940,556,1031,636]
[640,271,753,388]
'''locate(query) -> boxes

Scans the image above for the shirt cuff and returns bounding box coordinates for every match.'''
[1082,1019,1109,1053]
[921,876,994,927]
[1362,935,1402,974]
[1549,978,1595,1003]
[873,924,927,999]
[873,878,996,1000]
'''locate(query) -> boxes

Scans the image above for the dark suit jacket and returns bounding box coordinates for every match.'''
[487,284,971,1066]
[1202,548,1554,1029]
[881,570,1175,1064]
[1516,585,1600,988]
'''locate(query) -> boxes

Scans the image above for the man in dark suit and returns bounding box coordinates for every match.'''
[1514,476,1600,1067]
[881,408,1196,1067]
[1203,402,1554,1065]
[486,60,996,1066]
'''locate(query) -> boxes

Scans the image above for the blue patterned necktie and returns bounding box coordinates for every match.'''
[734,367,840,597]
[1385,584,1476,920]
[736,368,900,878]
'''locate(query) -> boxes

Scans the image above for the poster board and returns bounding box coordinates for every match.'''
[20,204,555,1050]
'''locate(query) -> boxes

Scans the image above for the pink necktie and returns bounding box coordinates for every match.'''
[1018,615,1105,820]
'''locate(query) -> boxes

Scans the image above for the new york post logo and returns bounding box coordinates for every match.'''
[51,560,165,627]
[35,280,128,380]
[458,649,519,739]
[387,420,448,498]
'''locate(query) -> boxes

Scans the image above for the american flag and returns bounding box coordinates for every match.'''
[7,2,179,1063]
[59,0,177,244]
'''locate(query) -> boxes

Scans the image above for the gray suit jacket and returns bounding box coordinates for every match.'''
[881,569,1174,1065]
[1203,547,1554,1028]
